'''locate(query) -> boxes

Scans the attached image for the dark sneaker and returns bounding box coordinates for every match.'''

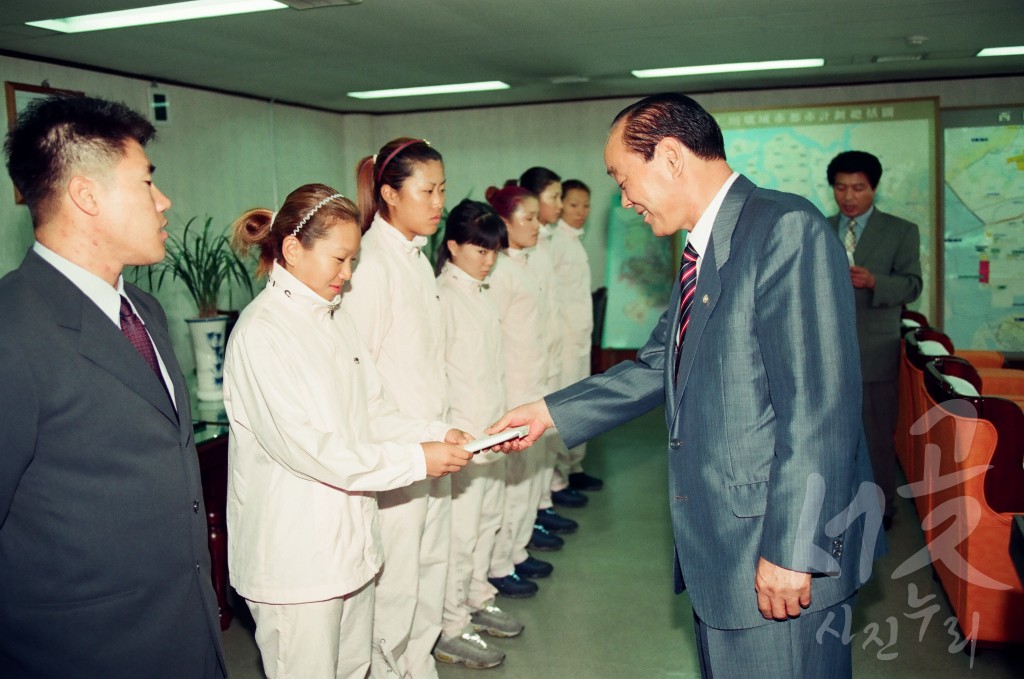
[536,508,578,534]
[488,572,538,598]
[515,555,553,579]
[551,488,588,508]
[569,471,604,491]
[529,524,564,551]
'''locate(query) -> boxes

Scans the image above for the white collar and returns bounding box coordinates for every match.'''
[33,240,129,327]
[505,246,531,262]
[371,212,428,255]
[441,260,489,290]
[556,219,584,239]
[686,172,739,260]
[268,261,341,319]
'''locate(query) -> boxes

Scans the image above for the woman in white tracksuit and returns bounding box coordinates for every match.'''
[484,185,556,593]
[548,179,600,492]
[345,139,453,679]
[518,167,588,532]
[223,183,471,679]
[434,200,523,669]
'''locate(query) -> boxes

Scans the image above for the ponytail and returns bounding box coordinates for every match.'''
[231,209,275,278]
[484,184,536,221]
[354,155,377,233]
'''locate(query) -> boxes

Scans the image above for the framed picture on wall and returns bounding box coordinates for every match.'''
[4,81,85,204]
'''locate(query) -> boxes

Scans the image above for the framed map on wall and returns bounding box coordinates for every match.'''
[942,104,1024,351]
[715,98,939,323]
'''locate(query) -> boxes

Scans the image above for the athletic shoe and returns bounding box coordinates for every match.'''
[471,604,525,638]
[433,631,505,669]
[487,572,538,598]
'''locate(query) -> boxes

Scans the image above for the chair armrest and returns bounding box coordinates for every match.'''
[956,349,1004,370]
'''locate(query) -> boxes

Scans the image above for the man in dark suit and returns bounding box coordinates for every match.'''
[827,151,922,529]
[0,96,226,678]
[489,93,883,677]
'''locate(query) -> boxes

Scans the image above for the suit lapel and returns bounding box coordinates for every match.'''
[75,308,179,426]
[127,288,189,433]
[830,210,885,267]
[663,261,684,404]
[670,176,753,420]
[852,209,886,266]
[23,251,181,427]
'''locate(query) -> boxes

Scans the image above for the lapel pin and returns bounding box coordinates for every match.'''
[702,294,709,304]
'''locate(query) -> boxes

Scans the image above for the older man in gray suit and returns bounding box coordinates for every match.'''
[827,150,922,530]
[0,96,226,678]
[490,93,883,677]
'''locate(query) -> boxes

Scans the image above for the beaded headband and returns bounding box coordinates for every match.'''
[292,193,345,237]
[376,139,428,182]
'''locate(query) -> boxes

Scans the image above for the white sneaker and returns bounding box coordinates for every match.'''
[433,631,506,669]
[471,604,525,638]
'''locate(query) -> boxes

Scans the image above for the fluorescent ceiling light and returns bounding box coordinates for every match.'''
[27,0,287,33]
[632,58,825,78]
[977,46,1024,57]
[873,54,923,64]
[348,81,510,100]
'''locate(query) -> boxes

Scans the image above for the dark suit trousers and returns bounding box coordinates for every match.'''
[863,379,899,519]
[692,593,856,678]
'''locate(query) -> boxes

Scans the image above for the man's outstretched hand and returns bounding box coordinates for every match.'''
[485,399,554,452]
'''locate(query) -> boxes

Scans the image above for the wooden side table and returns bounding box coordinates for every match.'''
[1011,514,1024,589]
[194,419,232,631]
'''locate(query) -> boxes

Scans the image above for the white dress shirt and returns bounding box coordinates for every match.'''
[685,172,740,278]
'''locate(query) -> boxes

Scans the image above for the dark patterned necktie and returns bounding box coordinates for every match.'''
[673,243,699,383]
[119,295,163,381]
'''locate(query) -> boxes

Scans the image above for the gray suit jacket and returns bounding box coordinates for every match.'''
[0,251,226,678]
[548,176,883,630]
[829,209,922,383]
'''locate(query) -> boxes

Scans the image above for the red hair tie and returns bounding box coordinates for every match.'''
[376,139,426,182]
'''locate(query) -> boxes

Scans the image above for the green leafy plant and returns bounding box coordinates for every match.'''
[143,216,254,318]
[426,191,474,266]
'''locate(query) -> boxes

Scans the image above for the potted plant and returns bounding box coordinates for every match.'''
[143,216,253,401]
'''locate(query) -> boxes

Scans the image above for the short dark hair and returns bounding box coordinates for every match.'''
[519,166,561,196]
[4,95,156,225]
[612,93,725,162]
[827,151,883,189]
[434,199,508,275]
[561,179,590,195]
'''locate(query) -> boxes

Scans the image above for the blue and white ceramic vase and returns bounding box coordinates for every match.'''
[186,315,228,401]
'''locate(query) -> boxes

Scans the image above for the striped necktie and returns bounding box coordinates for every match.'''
[673,243,699,383]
